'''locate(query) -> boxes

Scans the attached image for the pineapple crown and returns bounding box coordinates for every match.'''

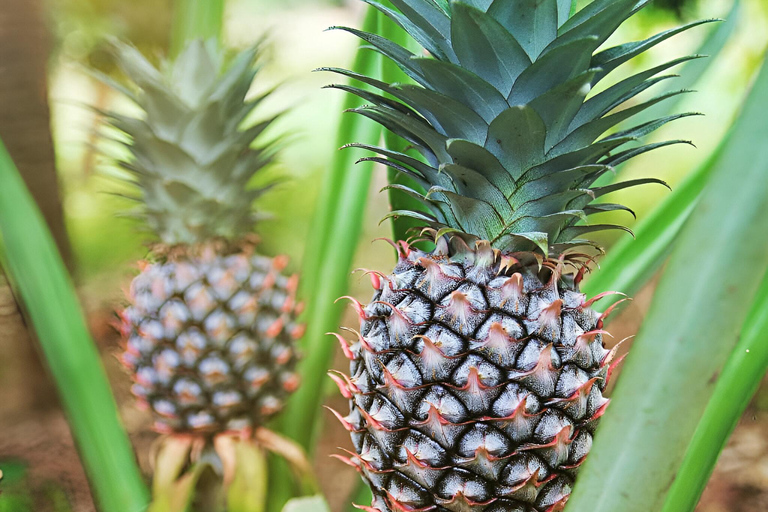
[100,39,282,246]
[327,0,712,256]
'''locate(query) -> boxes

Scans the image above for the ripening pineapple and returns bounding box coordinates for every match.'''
[328,1,705,510]
[103,40,304,435]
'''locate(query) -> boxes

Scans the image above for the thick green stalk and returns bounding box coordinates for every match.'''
[0,140,149,512]
[170,0,225,57]
[280,4,381,455]
[567,50,768,512]
[292,5,381,313]
[662,268,768,511]
[268,8,382,511]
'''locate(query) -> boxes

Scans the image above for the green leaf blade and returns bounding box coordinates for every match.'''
[661,268,768,512]
[567,50,768,512]
[451,3,531,97]
[0,140,149,512]
[485,104,546,179]
[278,2,380,459]
[488,0,558,60]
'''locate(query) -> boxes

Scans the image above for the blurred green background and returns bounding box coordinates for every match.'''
[2,0,768,510]
[48,0,766,288]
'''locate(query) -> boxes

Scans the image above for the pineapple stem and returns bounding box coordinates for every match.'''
[192,467,226,512]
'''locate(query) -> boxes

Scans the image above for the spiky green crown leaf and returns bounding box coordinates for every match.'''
[101,39,281,245]
[328,0,712,255]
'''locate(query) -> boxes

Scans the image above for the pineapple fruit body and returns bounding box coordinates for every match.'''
[120,242,302,434]
[100,40,306,437]
[335,241,616,512]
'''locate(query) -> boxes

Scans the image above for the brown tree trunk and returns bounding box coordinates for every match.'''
[0,275,59,412]
[0,0,71,412]
[0,0,72,263]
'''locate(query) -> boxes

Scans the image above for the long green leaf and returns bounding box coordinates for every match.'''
[0,140,149,512]
[170,0,225,57]
[269,13,382,512]
[280,2,381,455]
[567,50,768,512]
[662,267,768,511]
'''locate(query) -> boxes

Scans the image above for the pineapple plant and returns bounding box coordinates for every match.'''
[102,40,304,438]
[327,1,704,510]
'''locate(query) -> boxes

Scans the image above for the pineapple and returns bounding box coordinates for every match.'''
[103,40,304,435]
[328,1,705,510]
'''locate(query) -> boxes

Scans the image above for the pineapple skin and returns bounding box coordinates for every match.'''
[333,242,618,512]
[120,243,303,434]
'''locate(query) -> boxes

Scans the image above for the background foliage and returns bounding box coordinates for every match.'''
[1,0,768,511]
